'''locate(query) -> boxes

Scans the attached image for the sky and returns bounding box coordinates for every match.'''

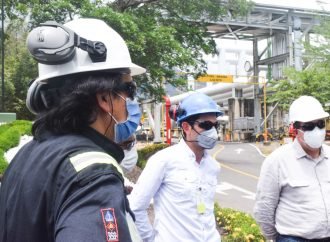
[253,0,330,12]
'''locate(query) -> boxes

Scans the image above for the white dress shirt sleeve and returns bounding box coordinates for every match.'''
[253,152,281,240]
[129,152,166,242]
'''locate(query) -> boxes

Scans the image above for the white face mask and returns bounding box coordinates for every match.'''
[120,146,138,173]
[196,127,218,149]
[301,127,326,149]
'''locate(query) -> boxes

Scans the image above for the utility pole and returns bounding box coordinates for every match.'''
[1,0,4,112]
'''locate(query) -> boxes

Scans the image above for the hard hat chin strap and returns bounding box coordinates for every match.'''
[181,124,199,143]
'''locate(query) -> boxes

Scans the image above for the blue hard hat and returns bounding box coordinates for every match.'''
[177,92,223,124]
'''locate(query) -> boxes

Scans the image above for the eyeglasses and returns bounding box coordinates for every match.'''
[116,81,137,100]
[119,138,136,150]
[193,120,220,130]
[298,120,325,131]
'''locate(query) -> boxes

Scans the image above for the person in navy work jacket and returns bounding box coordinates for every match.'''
[0,18,145,242]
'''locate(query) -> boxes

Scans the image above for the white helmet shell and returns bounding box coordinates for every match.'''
[289,96,329,123]
[36,18,145,82]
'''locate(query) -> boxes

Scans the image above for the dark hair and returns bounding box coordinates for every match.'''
[32,69,131,139]
[180,114,201,138]
[180,114,200,127]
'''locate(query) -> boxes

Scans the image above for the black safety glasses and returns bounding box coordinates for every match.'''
[194,120,220,130]
[116,81,137,100]
[298,120,325,131]
[119,138,136,151]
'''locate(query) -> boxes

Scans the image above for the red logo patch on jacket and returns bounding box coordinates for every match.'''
[101,208,119,242]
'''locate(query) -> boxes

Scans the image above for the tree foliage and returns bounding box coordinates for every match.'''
[2,18,37,119]
[2,0,251,116]
[267,67,330,111]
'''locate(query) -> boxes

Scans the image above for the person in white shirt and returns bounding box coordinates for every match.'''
[119,134,139,174]
[129,92,222,242]
[254,96,330,242]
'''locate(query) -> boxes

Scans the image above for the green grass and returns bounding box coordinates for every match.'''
[0,120,32,175]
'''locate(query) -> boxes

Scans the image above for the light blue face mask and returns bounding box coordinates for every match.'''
[109,95,141,143]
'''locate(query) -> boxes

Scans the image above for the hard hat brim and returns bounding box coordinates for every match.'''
[290,112,329,123]
[36,62,146,82]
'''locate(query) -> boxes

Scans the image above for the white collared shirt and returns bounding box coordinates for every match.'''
[129,139,221,242]
[254,139,330,240]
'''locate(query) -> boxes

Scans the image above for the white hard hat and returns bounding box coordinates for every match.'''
[27,18,145,82]
[289,96,329,123]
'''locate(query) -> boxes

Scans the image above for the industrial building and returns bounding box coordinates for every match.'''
[138,0,330,143]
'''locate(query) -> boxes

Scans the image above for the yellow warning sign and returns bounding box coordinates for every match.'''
[197,75,233,83]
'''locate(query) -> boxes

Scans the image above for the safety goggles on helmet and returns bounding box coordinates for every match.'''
[192,120,220,130]
[297,120,325,131]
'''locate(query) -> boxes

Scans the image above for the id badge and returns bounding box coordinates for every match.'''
[197,187,206,214]
[197,202,206,214]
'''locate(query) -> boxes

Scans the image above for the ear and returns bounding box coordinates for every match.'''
[96,93,112,113]
[181,121,192,133]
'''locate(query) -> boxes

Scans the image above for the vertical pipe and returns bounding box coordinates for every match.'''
[267,38,272,81]
[288,12,294,67]
[164,96,172,145]
[161,104,165,141]
[153,103,162,143]
[263,79,267,142]
[293,17,302,71]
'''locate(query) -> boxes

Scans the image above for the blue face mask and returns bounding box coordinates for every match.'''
[109,96,141,143]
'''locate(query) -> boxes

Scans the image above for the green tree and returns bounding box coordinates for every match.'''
[268,67,330,111]
[3,19,37,119]
[3,0,251,109]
